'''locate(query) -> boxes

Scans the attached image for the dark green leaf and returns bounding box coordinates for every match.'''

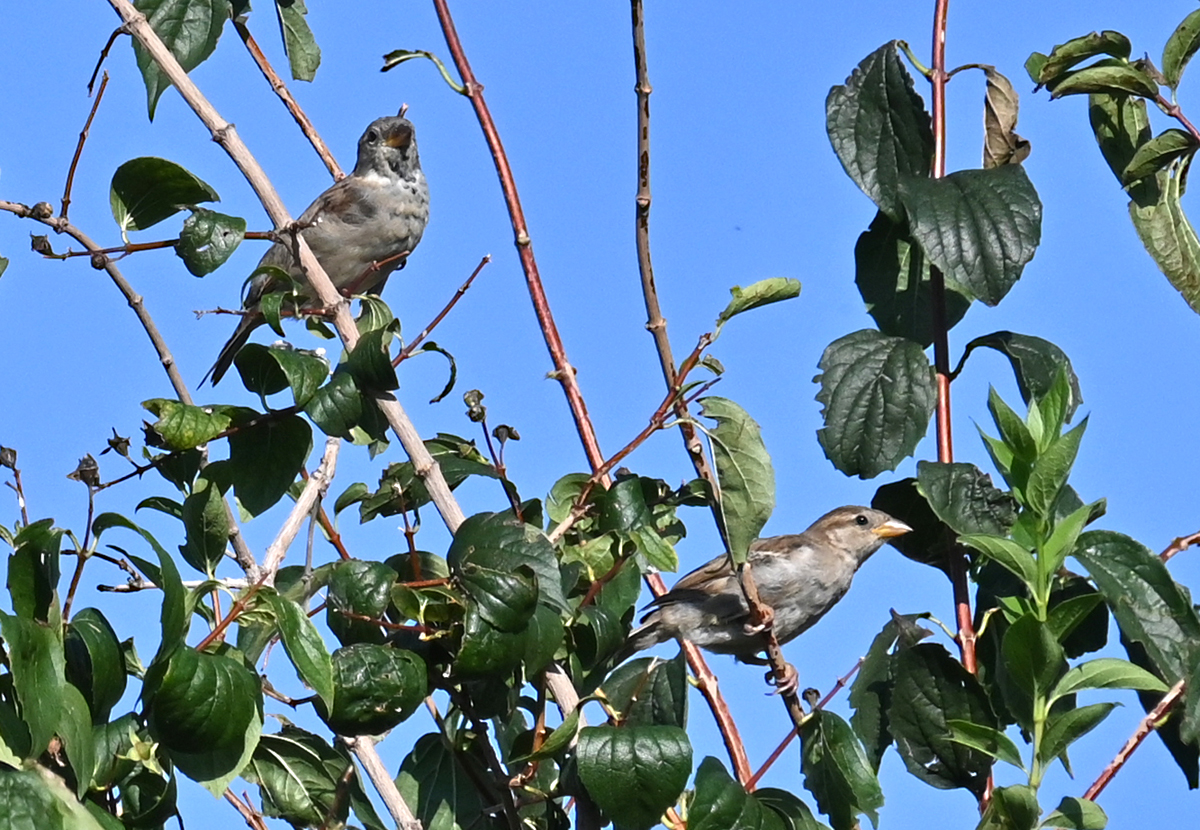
[325,559,396,646]
[142,398,233,450]
[227,413,313,517]
[1164,9,1200,88]
[1048,578,1108,659]
[394,733,497,830]
[456,604,527,677]
[0,612,64,757]
[888,643,995,796]
[7,518,62,622]
[0,766,115,829]
[898,165,1042,307]
[871,478,958,572]
[689,756,787,830]
[275,0,321,81]
[815,329,935,479]
[716,278,801,325]
[698,397,775,564]
[801,710,883,830]
[57,683,94,797]
[132,0,232,119]
[1089,93,1152,187]
[1031,32,1132,85]
[447,512,567,613]
[916,461,1017,537]
[1002,615,1066,698]
[459,564,538,632]
[64,607,127,724]
[176,207,245,275]
[1025,418,1088,519]
[850,615,906,770]
[983,66,1031,168]
[855,211,972,347]
[978,784,1039,830]
[600,652,688,728]
[1047,59,1160,100]
[264,592,334,710]
[1040,796,1107,830]
[576,725,692,829]
[179,473,229,575]
[826,41,934,219]
[346,326,398,392]
[1038,703,1115,767]
[110,156,219,232]
[305,370,364,439]
[958,333,1083,420]
[755,788,830,830]
[118,768,178,827]
[316,644,425,735]
[945,719,1025,770]
[1123,128,1199,184]
[359,435,500,517]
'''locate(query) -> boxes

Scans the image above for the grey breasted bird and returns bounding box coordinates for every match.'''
[622,506,911,661]
[204,114,430,385]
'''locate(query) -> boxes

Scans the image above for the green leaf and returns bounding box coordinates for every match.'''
[1088,92,1152,187]
[983,66,1032,169]
[110,156,219,232]
[815,329,935,479]
[275,0,321,81]
[1049,657,1167,704]
[57,683,94,797]
[247,726,383,830]
[916,461,1017,538]
[1047,59,1160,100]
[394,733,493,830]
[346,326,399,392]
[978,784,1040,830]
[305,370,364,439]
[64,607,127,724]
[888,643,995,796]
[849,616,912,770]
[1031,31,1133,85]
[1002,615,1066,698]
[755,788,830,830]
[855,211,972,347]
[0,612,65,758]
[143,645,263,793]
[459,564,538,632]
[716,278,801,325]
[447,512,568,613]
[235,342,329,407]
[1038,703,1115,767]
[826,41,934,220]
[1025,418,1088,518]
[1074,530,1200,682]
[576,725,692,830]
[118,768,178,826]
[315,644,426,735]
[1047,581,1108,658]
[600,652,688,729]
[325,559,396,646]
[1040,504,1093,580]
[0,766,114,830]
[264,592,335,711]
[698,397,775,564]
[960,534,1037,587]
[897,165,1042,307]
[227,412,313,517]
[802,710,883,830]
[689,756,787,830]
[132,0,232,119]
[7,519,62,622]
[179,473,229,575]
[1128,156,1200,315]
[959,333,1083,421]
[1164,9,1200,88]
[175,207,245,275]
[1040,796,1107,830]
[1122,128,1199,184]
[142,398,233,450]
[945,719,1025,770]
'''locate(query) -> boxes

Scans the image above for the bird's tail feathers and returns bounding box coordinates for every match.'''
[203,316,259,386]
[613,618,669,664]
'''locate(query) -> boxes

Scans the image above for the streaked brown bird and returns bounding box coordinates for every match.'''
[204,114,429,385]
[622,506,911,662]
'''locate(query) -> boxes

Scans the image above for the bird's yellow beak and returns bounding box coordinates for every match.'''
[385,127,413,149]
[872,518,913,538]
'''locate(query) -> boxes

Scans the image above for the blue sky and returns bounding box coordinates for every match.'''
[2,1,1199,827]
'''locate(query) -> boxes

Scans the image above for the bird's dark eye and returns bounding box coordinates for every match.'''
[366,129,379,144]
[855,514,869,526]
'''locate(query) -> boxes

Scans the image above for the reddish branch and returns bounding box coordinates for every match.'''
[430,0,607,477]
[61,71,109,220]
[1083,678,1186,801]
[1161,531,1200,562]
[394,254,491,365]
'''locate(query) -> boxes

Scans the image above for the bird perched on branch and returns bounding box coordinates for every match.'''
[204,113,429,385]
[621,506,911,663]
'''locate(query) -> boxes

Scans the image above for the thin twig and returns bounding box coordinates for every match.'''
[342,736,423,830]
[430,0,607,479]
[394,254,491,365]
[234,18,344,180]
[87,26,126,94]
[1161,531,1200,562]
[106,0,467,538]
[223,789,269,830]
[195,573,271,652]
[61,71,109,220]
[1082,678,1186,801]
[61,485,97,621]
[261,437,340,580]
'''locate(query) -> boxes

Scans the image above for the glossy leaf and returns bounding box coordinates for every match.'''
[57,683,94,798]
[7,519,62,622]
[854,211,972,347]
[345,326,399,392]
[64,607,127,723]
[959,332,1083,420]
[110,156,219,231]
[960,534,1037,587]
[0,612,64,757]
[459,563,538,632]
[888,643,995,796]
[698,396,775,564]
[600,653,688,729]
[576,725,692,829]
[325,559,396,646]
[447,512,567,612]
[801,710,884,830]
[316,644,426,735]
[1049,657,1167,704]
[1002,616,1066,698]
[826,41,934,220]
[898,165,1042,307]
[305,370,364,439]
[716,278,801,325]
[394,733,494,830]
[945,719,1025,770]
[227,412,313,517]
[179,473,229,574]
[264,592,335,710]
[689,756,787,830]
[815,329,935,478]
[978,784,1039,830]
[1038,703,1115,766]
[1040,796,1107,830]
[132,0,231,117]
[175,207,245,275]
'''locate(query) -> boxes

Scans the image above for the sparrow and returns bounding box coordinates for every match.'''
[621,506,911,662]
[204,114,430,385]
